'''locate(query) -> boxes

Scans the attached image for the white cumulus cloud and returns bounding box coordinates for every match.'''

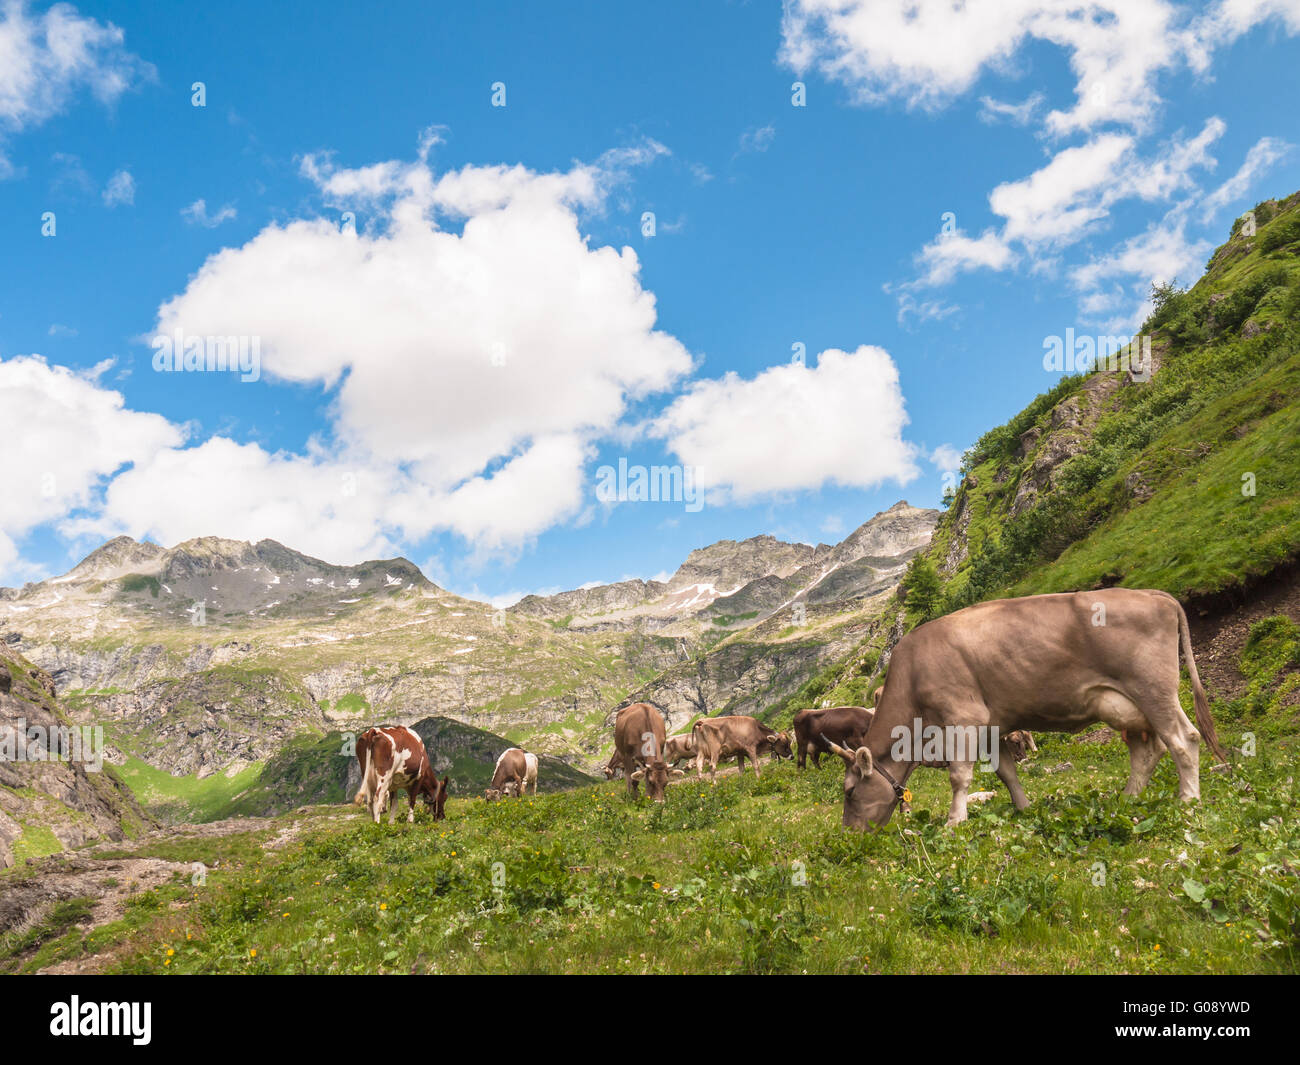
[652,345,918,502]
[0,355,182,582]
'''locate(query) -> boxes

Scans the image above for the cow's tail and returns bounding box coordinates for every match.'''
[1162,591,1226,764]
[690,718,708,760]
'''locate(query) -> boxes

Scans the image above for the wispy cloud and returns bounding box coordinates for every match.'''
[181,198,237,227]
[102,168,134,207]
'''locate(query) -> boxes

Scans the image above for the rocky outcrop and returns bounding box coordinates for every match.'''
[1010,373,1122,516]
[608,618,868,740]
[88,668,326,778]
[0,645,151,869]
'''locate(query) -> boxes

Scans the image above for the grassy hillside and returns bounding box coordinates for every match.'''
[2,620,1295,973]
[943,192,1300,607]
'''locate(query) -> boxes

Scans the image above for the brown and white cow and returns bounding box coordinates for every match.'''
[691,715,792,783]
[825,589,1226,830]
[663,733,696,767]
[485,748,536,801]
[792,705,874,769]
[613,702,683,801]
[353,725,447,824]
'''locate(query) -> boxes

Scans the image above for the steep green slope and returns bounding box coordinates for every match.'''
[944,192,1300,606]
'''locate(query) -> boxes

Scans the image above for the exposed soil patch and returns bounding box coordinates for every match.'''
[1187,559,1300,701]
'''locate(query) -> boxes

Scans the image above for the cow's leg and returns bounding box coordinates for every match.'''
[1153,701,1201,801]
[946,761,975,826]
[695,750,706,781]
[748,746,762,779]
[1124,681,1201,802]
[735,751,746,776]
[811,745,821,769]
[994,739,1030,810]
[406,787,418,823]
[626,770,639,799]
[797,740,806,770]
[1122,730,1166,796]
[709,757,718,785]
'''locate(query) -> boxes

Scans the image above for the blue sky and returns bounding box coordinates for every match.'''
[1,0,1298,602]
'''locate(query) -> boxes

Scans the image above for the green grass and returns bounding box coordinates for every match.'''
[115,756,264,823]
[1010,355,1300,598]
[5,612,1298,975]
[0,897,97,974]
[31,711,1295,974]
[119,573,160,598]
[12,824,62,864]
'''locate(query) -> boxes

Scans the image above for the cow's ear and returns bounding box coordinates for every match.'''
[630,769,646,781]
[854,747,874,776]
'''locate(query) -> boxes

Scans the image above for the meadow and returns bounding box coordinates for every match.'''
[4,699,1296,975]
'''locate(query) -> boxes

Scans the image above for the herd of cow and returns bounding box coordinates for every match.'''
[352,588,1228,831]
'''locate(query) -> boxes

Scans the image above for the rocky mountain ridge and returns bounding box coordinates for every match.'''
[511,502,938,630]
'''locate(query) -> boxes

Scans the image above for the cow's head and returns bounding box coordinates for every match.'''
[768,730,793,759]
[629,759,685,802]
[1004,730,1036,763]
[603,765,620,780]
[822,737,898,830]
[501,780,521,798]
[483,787,503,802]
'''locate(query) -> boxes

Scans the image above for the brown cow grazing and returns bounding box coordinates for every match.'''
[663,733,696,767]
[485,748,534,801]
[824,589,1226,830]
[603,749,625,780]
[793,705,874,769]
[613,702,683,801]
[353,725,448,824]
[691,715,792,783]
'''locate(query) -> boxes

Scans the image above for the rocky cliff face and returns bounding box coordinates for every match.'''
[0,646,151,868]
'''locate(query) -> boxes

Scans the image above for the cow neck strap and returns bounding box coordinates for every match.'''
[875,760,906,801]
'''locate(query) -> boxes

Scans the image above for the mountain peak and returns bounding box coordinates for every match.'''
[65,536,166,581]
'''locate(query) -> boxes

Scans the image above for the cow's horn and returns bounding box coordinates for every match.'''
[820,735,854,765]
